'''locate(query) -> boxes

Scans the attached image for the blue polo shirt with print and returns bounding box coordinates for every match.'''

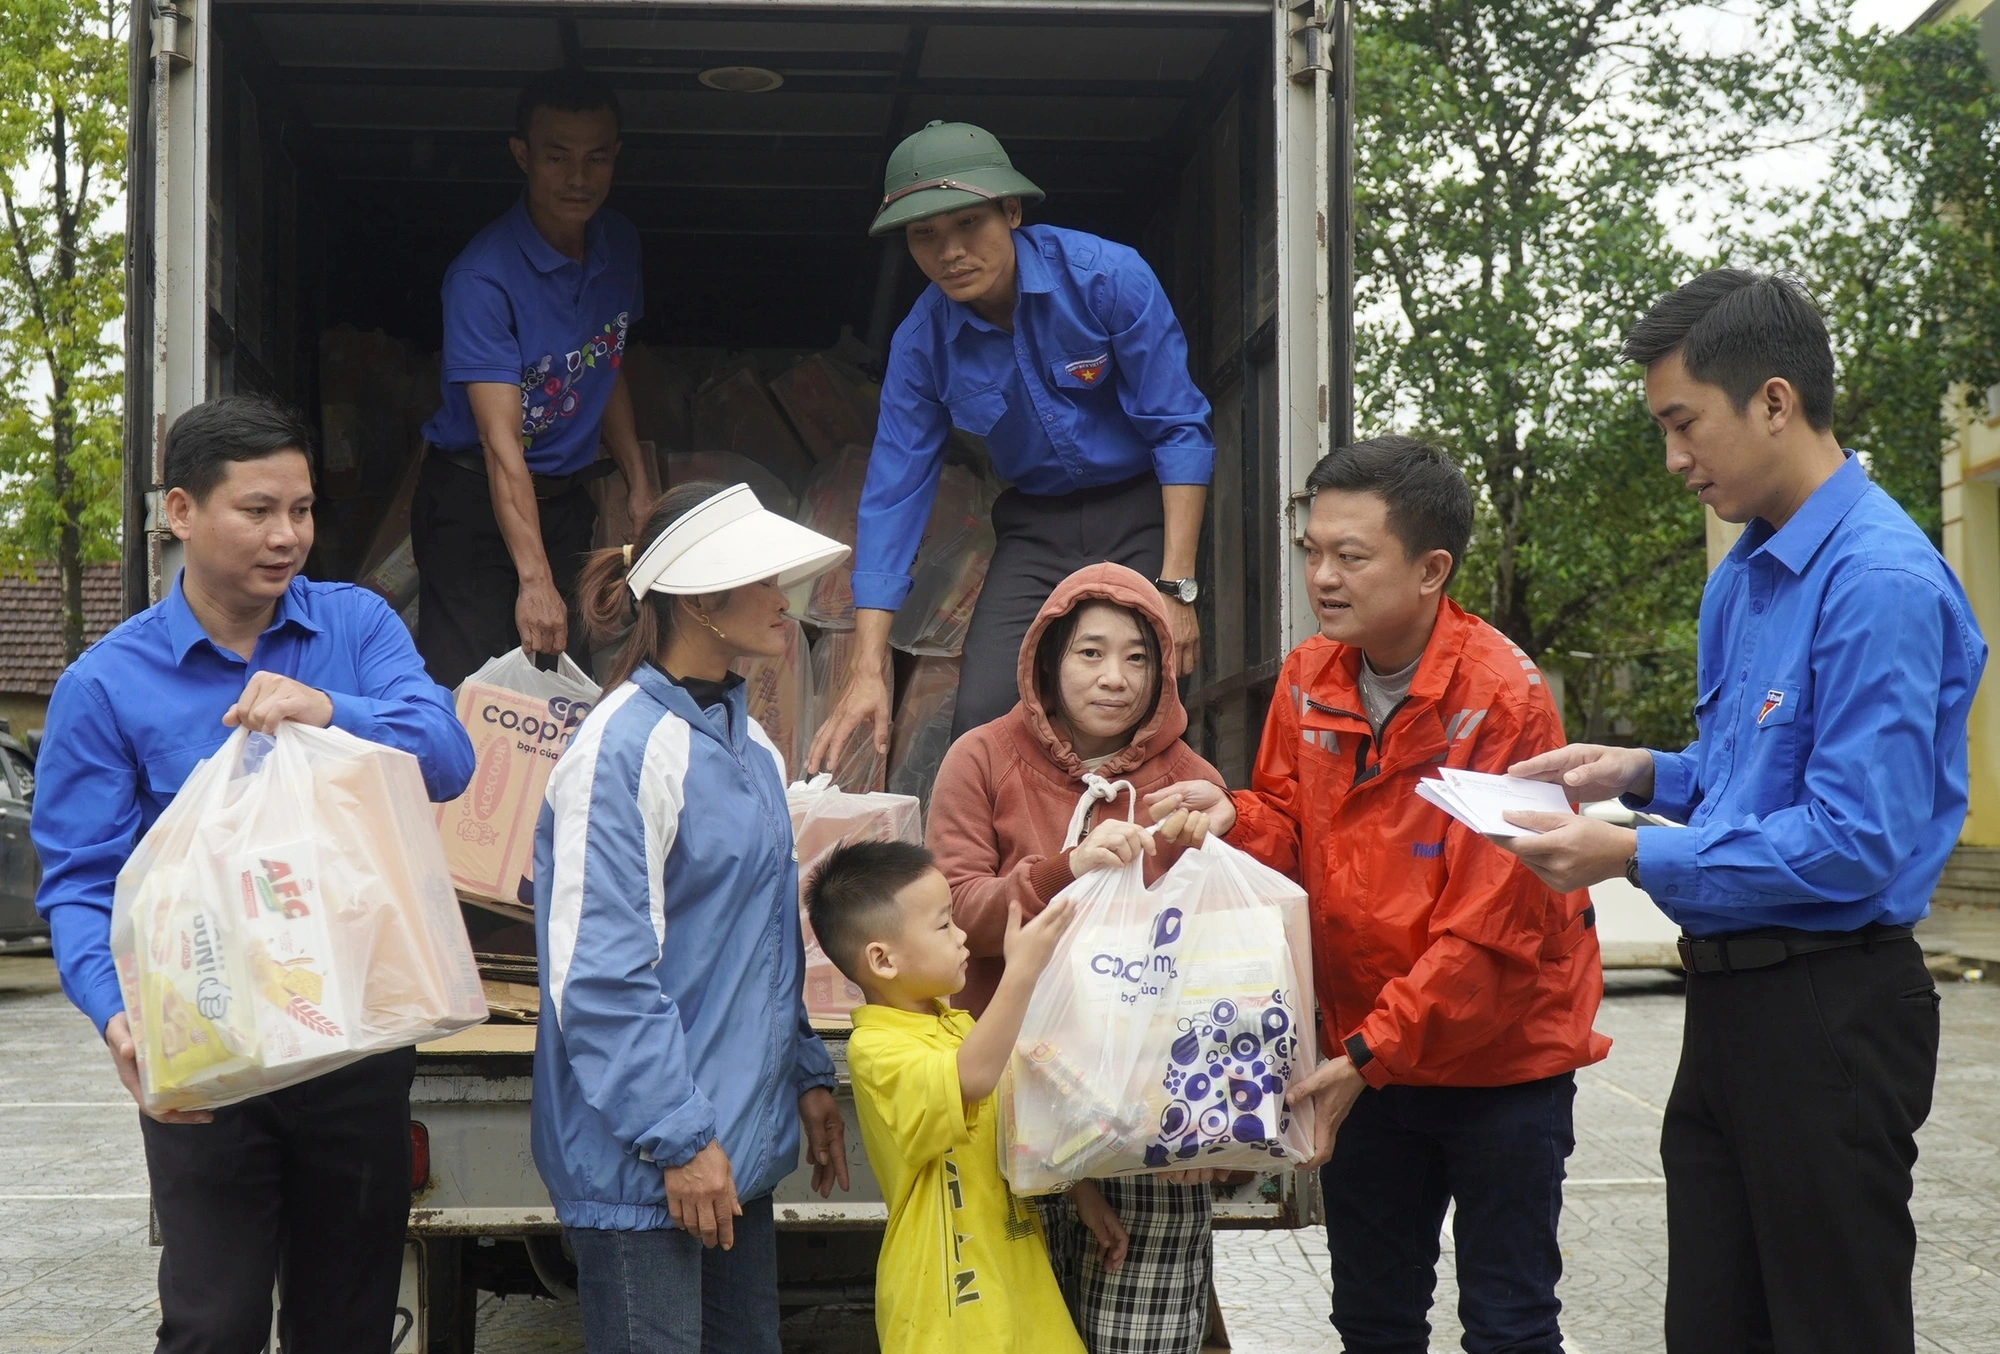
[422,198,644,476]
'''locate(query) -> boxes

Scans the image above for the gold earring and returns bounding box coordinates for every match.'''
[694,611,728,644]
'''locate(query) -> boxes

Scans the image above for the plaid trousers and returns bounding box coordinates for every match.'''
[1041,1176,1213,1354]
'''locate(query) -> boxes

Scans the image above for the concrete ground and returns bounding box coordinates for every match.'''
[2,955,1996,1353]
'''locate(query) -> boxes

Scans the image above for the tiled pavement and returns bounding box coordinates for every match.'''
[3,958,1996,1352]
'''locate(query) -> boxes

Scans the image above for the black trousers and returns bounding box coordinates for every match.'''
[409,453,598,691]
[1322,1074,1575,1354]
[950,473,1165,739]
[1663,935,1939,1354]
[140,1048,418,1354]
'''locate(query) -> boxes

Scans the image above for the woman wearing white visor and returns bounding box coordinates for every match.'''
[530,482,853,1352]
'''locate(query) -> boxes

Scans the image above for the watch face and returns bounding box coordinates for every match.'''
[1177,579,1199,604]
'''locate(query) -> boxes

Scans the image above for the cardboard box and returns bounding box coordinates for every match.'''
[693,360,815,496]
[769,354,880,463]
[734,617,814,781]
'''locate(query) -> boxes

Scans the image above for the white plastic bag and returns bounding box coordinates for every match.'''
[788,774,924,1023]
[111,724,488,1113]
[1000,781,1318,1194]
[435,651,600,904]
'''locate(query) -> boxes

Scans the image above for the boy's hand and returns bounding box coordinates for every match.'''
[664,1140,742,1249]
[1146,781,1235,839]
[798,1087,850,1197]
[1068,1180,1129,1273]
[1068,819,1156,877]
[1001,893,1076,980]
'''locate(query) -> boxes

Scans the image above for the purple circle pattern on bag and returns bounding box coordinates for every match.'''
[1145,990,1301,1167]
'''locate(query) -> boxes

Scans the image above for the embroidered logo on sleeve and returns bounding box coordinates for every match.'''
[1758,689,1784,723]
[1064,354,1109,385]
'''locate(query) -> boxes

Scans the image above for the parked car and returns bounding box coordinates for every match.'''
[0,720,43,943]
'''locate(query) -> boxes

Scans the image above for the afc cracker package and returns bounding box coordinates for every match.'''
[112,723,487,1113]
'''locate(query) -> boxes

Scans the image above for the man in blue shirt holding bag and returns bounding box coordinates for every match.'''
[31,397,474,1353]
[809,120,1214,768]
[1498,269,1986,1354]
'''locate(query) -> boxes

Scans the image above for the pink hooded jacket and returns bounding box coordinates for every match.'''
[926,564,1226,1016]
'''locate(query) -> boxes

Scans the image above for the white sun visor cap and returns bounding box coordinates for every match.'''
[626,483,849,599]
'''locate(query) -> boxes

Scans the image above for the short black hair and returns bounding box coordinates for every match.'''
[1621,268,1835,431]
[163,396,317,503]
[1305,435,1473,581]
[804,840,937,984]
[514,67,623,142]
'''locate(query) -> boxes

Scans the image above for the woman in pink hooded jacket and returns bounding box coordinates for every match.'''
[927,562,1227,1354]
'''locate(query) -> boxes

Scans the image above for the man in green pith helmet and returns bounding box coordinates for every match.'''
[806,120,1215,771]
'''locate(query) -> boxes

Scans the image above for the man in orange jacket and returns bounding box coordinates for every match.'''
[1152,435,1608,1354]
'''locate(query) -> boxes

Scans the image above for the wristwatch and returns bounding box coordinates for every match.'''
[1155,577,1199,605]
[1624,854,1643,890]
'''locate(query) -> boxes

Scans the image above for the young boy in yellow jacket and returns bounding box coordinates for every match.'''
[805,840,1123,1353]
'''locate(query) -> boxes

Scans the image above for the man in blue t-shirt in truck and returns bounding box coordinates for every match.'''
[807,121,1215,770]
[415,67,652,689]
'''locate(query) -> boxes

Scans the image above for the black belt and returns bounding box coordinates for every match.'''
[1677,923,1913,975]
[1006,470,1158,506]
[427,444,617,500]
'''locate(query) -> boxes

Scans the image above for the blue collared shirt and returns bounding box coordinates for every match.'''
[1631,454,1987,936]
[30,576,476,1034]
[421,198,644,476]
[852,224,1215,612]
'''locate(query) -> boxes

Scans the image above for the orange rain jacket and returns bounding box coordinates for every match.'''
[1225,599,1610,1089]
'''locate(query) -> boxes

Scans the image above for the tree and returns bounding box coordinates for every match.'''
[1353,1,1813,745]
[0,0,126,662]
[1736,13,2000,539]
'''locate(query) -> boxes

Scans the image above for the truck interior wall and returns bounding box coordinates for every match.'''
[196,4,1282,779]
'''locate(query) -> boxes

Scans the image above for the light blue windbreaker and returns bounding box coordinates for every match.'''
[530,665,836,1231]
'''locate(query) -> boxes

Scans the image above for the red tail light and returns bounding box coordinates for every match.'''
[410,1121,431,1192]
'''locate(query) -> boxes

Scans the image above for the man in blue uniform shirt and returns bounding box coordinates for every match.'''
[808,120,1214,766]
[31,397,476,1353]
[415,66,651,689]
[1499,270,1986,1354]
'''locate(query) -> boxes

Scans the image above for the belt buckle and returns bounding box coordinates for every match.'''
[1675,936,1699,972]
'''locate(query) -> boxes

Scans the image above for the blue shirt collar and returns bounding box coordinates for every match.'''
[507,196,608,280]
[1735,451,1870,575]
[943,228,1055,341]
[162,573,324,665]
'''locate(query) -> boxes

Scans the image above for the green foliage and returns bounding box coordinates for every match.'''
[1729,14,2000,539]
[0,0,126,622]
[1351,1,1815,745]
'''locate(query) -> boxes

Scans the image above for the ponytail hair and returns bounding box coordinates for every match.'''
[574,480,732,690]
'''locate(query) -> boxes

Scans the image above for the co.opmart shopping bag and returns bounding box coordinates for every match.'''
[110,724,488,1113]
[435,651,599,904]
[999,783,1317,1193]
[788,774,924,1022]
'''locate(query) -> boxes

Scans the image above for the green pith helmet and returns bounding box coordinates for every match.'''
[868,120,1045,238]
